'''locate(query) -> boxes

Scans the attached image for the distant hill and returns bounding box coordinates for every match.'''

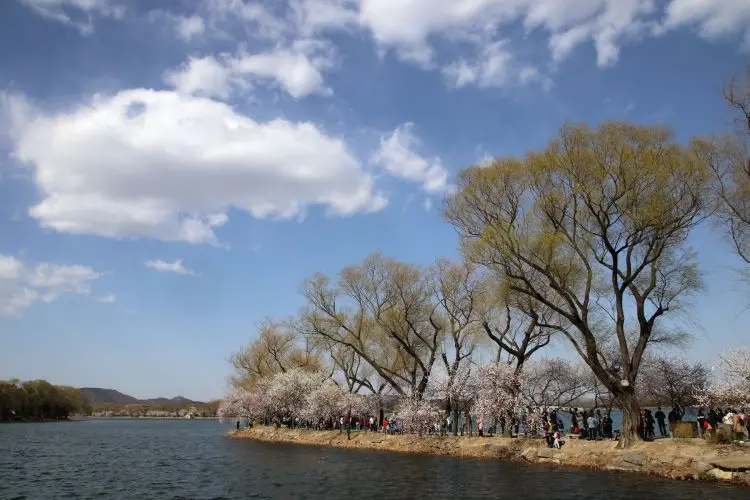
[80,387,201,406]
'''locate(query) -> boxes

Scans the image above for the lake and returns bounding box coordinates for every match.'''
[0,419,746,499]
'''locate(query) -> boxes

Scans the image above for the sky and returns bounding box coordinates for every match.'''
[0,0,748,401]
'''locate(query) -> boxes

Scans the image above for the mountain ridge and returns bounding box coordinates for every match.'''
[79,387,203,405]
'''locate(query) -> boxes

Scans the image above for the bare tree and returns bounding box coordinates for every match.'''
[639,356,708,409]
[705,65,750,267]
[522,357,595,409]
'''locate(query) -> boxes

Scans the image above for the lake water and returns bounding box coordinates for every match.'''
[0,419,746,499]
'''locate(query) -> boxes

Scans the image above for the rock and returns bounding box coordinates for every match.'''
[538,458,561,464]
[621,452,646,466]
[707,468,735,480]
[709,458,750,472]
[521,447,538,461]
[692,461,714,474]
[606,461,641,472]
[537,448,557,459]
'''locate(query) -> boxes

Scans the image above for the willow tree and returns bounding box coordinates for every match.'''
[229,319,323,390]
[429,258,483,434]
[445,122,709,447]
[301,253,444,399]
[707,65,750,266]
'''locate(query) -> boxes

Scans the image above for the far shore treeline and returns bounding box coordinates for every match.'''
[0,379,220,421]
[0,379,91,421]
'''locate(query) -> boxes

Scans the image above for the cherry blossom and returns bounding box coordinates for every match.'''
[699,347,750,408]
[396,395,441,435]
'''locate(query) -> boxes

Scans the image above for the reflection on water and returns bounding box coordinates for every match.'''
[0,419,746,499]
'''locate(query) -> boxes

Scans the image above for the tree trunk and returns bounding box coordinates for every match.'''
[346,409,351,440]
[617,389,642,448]
[453,408,459,436]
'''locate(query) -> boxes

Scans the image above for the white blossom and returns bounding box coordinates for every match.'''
[699,347,750,409]
[396,395,441,435]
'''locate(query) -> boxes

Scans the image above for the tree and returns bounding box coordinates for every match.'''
[229,319,323,390]
[430,258,482,434]
[396,395,441,435]
[473,362,530,437]
[301,253,444,399]
[707,64,750,266]
[446,122,710,447]
[522,357,594,409]
[638,356,708,408]
[0,379,88,421]
[699,347,750,408]
[301,381,345,427]
[480,291,553,372]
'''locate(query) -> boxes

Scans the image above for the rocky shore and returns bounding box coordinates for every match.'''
[230,426,750,487]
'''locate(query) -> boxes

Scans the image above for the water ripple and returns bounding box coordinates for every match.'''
[1,420,748,499]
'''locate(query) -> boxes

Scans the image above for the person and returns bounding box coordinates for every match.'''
[553,430,561,449]
[645,409,655,439]
[236,421,240,431]
[655,407,667,437]
[581,410,589,439]
[586,412,597,440]
[697,408,706,438]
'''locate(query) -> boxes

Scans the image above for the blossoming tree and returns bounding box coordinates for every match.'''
[700,347,750,408]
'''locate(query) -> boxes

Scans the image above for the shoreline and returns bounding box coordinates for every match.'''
[1,416,219,423]
[230,426,750,487]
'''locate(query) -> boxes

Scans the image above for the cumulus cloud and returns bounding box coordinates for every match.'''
[164,40,336,100]
[163,56,236,99]
[144,259,196,276]
[20,0,125,35]
[3,90,387,245]
[175,14,206,41]
[0,254,100,316]
[371,123,449,194]
[660,0,750,42]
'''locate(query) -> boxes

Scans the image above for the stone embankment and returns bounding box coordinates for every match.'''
[230,426,750,487]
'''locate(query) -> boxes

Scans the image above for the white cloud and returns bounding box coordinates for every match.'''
[356,0,659,70]
[164,56,236,100]
[3,89,387,245]
[97,293,116,303]
[164,40,336,100]
[20,0,125,35]
[443,40,549,89]
[661,0,750,42]
[371,123,449,194]
[205,0,357,40]
[144,259,196,276]
[0,254,100,316]
[175,15,206,41]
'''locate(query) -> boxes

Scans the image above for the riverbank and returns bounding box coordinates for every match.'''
[230,426,750,486]
[87,416,219,420]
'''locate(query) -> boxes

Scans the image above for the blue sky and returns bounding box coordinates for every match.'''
[0,0,748,401]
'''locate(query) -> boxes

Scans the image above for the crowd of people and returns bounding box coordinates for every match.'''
[238,405,750,446]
